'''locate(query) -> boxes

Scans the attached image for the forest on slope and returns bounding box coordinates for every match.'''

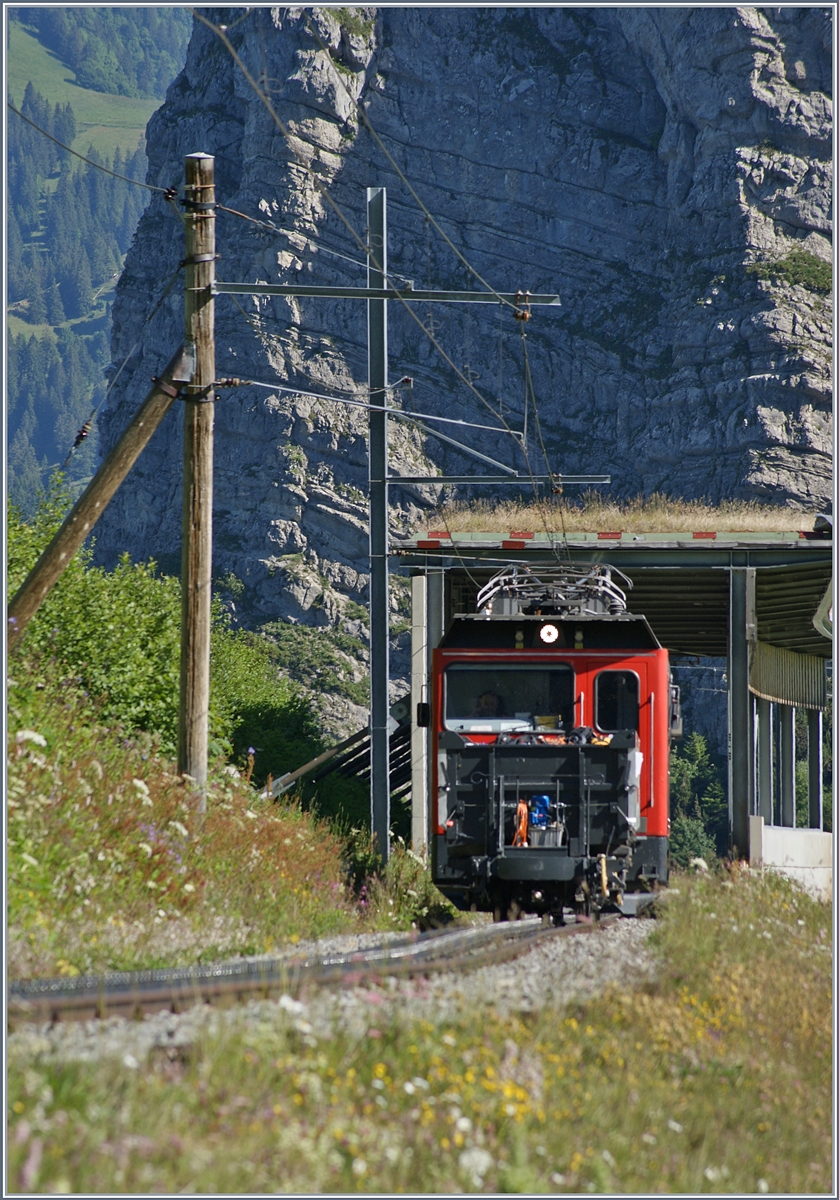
[6,7,191,513]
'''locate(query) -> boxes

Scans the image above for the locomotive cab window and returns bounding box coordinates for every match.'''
[595,670,639,732]
[444,664,574,733]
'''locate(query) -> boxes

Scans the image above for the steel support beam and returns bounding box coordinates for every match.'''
[756,697,774,824]
[389,474,610,486]
[807,709,823,830]
[728,568,755,856]
[367,187,390,861]
[778,704,796,827]
[410,574,428,854]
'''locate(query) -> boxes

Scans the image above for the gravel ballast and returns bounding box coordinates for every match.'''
[8,919,658,1067]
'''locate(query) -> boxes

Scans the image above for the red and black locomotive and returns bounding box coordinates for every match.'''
[428,564,680,921]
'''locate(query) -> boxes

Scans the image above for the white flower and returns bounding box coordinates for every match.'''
[21,852,39,868]
[667,1119,683,1133]
[138,843,153,857]
[245,810,258,820]
[757,1180,769,1193]
[351,1158,367,1177]
[602,1148,616,1167]
[459,1147,493,1183]
[168,821,189,839]
[403,1081,415,1095]
[123,1054,139,1069]
[278,994,304,1015]
[704,1166,721,1182]
[642,1132,656,1145]
[132,779,150,795]
[442,1033,456,1046]
[183,883,195,893]
[455,1116,472,1134]
[17,729,46,747]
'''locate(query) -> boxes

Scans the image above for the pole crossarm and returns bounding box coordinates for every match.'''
[213,282,560,305]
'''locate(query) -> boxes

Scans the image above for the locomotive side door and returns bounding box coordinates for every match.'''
[592,661,653,819]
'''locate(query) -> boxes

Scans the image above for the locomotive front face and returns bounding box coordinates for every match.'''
[430,615,670,919]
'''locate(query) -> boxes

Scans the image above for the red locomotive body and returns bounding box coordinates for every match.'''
[429,565,678,920]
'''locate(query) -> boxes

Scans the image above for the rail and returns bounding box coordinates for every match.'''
[7,916,621,1027]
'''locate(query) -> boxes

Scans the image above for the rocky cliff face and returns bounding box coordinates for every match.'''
[96,6,832,710]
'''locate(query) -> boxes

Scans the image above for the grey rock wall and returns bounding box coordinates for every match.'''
[95,6,832,699]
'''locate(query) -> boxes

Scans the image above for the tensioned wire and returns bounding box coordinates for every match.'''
[190,8,552,497]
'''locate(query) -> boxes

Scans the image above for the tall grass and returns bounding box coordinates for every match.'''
[7,869,831,1193]
[7,660,359,977]
[427,492,818,535]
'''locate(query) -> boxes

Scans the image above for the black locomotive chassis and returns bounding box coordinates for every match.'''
[432,731,668,912]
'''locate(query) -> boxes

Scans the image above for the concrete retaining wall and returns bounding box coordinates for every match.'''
[749,816,833,900]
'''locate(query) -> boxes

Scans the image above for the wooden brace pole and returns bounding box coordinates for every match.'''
[7,342,196,652]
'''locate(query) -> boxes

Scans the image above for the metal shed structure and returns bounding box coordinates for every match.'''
[396,525,832,875]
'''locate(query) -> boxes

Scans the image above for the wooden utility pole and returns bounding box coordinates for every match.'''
[178,153,216,806]
[7,342,195,652]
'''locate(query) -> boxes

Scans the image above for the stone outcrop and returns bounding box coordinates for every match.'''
[96,6,832,677]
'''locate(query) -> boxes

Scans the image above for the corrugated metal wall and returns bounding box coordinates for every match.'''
[749,641,827,710]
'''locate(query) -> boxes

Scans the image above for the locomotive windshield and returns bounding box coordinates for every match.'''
[444,664,574,732]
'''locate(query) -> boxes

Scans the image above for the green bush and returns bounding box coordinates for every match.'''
[7,479,324,773]
[746,249,832,294]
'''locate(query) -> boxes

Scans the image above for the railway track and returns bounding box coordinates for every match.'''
[8,915,620,1027]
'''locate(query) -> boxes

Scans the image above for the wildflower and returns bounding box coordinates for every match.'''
[704,1167,721,1182]
[123,1054,139,1069]
[667,1119,683,1133]
[403,1082,416,1095]
[351,1158,367,1177]
[442,1032,456,1046]
[278,994,304,1015]
[641,1133,656,1145]
[183,882,195,893]
[16,730,47,747]
[602,1149,616,1168]
[757,1181,769,1193]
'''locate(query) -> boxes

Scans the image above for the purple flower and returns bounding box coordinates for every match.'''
[248,747,256,756]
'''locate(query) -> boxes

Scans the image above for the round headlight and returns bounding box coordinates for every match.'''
[539,623,559,644]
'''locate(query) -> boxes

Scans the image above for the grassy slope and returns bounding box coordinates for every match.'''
[7,20,159,158]
[7,870,832,1194]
